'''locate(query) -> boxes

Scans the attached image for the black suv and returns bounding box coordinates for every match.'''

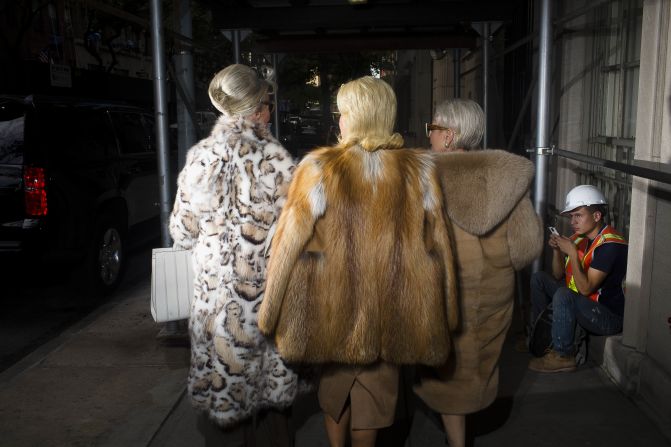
[0,94,161,292]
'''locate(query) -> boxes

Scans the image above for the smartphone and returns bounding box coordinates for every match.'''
[548,226,559,236]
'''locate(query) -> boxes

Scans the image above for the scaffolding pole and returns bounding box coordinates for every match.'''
[174,0,197,172]
[233,30,241,63]
[482,22,490,149]
[453,48,461,98]
[150,0,172,249]
[272,54,280,140]
[532,0,553,272]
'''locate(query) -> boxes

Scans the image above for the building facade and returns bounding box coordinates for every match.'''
[430,0,670,436]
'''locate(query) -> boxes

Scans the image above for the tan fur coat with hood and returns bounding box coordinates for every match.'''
[414,149,543,414]
[258,143,458,366]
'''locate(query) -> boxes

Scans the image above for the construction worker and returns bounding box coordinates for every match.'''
[528,185,628,373]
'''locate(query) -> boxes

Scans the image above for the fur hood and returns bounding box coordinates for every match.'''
[433,149,541,270]
[434,149,535,235]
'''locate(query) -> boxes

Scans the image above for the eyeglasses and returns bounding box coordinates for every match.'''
[260,100,275,113]
[425,123,451,138]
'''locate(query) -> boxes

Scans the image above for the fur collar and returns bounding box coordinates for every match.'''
[210,113,275,150]
[434,149,535,236]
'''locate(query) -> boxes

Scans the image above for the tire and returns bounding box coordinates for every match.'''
[86,215,126,295]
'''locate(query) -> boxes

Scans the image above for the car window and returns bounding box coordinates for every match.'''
[0,102,25,165]
[110,112,152,154]
[44,106,116,162]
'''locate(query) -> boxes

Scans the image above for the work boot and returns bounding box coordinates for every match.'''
[528,349,577,373]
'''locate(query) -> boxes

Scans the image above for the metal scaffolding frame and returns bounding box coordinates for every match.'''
[482,22,490,149]
[147,0,667,260]
[532,0,553,272]
[150,0,172,250]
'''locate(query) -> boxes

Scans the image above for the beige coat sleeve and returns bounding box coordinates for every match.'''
[425,168,459,334]
[507,192,543,270]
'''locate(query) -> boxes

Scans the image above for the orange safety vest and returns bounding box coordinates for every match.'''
[565,225,628,302]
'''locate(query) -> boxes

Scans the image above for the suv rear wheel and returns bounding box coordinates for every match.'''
[97,226,123,287]
[86,214,126,294]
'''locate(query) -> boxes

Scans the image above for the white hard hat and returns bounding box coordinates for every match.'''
[561,185,608,214]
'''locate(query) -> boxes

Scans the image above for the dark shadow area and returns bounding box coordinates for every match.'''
[468,397,514,438]
[0,234,157,373]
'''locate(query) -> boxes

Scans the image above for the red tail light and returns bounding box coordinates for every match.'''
[24,166,48,216]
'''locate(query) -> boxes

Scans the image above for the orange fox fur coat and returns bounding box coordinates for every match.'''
[258,143,458,366]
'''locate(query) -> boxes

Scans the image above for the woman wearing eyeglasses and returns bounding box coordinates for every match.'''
[169,64,300,446]
[425,98,485,153]
[414,98,543,447]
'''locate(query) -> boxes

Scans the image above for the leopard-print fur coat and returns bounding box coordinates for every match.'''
[169,113,298,427]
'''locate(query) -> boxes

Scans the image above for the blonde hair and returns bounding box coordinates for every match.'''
[433,98,484,150]
[208,64,276,117]
[336,76,404,151]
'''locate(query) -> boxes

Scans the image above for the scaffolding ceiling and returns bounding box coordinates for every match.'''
[202,0,522,52]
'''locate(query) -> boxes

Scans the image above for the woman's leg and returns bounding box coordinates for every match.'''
[324,405,350,447]
[350,428,377,447]
[441,414,465,447]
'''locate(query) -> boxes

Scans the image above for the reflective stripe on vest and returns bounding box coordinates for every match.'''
[564,225,628,301]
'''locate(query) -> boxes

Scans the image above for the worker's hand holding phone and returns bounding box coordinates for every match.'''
[548,226,561,249]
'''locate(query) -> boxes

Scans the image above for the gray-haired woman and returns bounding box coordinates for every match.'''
[169,64,299,446]
[426,98,485,152]
[416,98,542,447]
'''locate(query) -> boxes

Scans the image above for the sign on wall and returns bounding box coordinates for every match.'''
[50,63,72,88]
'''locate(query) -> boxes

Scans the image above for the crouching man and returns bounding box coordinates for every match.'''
[529,185,628,373]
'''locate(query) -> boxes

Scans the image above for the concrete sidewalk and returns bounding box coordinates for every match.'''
[0,280,189,447]
[0,278,669,446]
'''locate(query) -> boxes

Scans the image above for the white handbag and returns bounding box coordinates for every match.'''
[150,248,194,322]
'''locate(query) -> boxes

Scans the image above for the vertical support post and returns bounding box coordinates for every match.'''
[482,22,490,149]
[453,48,461,98]
[233,30,241,63]
[532,0,553,272]
[272,54,280,140]
[319,55,332,145]
[174,0,197,172]
[150,0,172,249]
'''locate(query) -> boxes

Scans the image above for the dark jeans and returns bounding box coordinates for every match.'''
[529,271,623,356]
[530,271,563,325]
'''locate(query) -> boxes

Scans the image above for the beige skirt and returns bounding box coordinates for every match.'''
[318,362,399,430]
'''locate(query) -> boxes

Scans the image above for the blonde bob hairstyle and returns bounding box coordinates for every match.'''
[433,98,484,150]
[208,64,276,118]
[336,76,404,151]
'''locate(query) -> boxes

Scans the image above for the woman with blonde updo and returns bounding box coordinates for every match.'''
[259,76,459,447]
[170,64,299,446]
